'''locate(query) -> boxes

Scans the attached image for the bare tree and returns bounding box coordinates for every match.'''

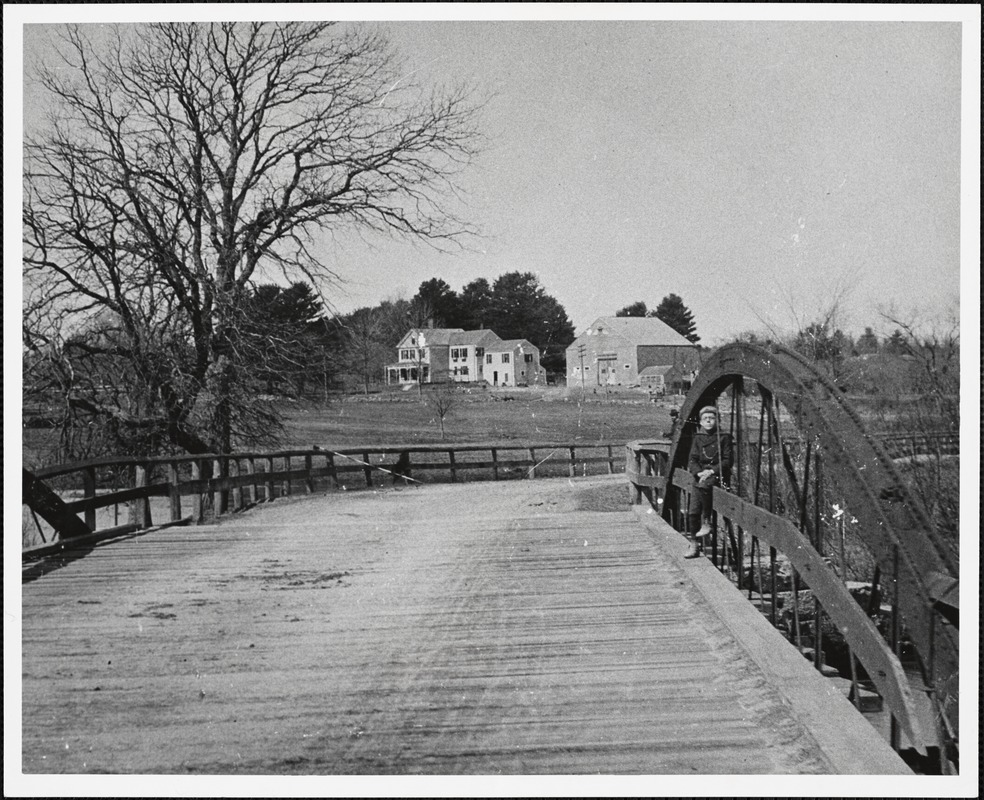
[876,306,959,552]
[425,382,459,440]
[752,277,856,383]
[23,21,481,457]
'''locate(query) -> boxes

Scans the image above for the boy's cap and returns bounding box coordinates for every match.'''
[698,406,718,418]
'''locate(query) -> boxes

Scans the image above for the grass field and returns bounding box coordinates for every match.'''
[284,387,678,449]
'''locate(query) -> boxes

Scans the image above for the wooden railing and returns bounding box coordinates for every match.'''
[624,439,672,507]
[622,433,954,508]
[24,442,623,555]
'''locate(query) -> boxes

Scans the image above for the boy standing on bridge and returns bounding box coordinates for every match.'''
[683,405,733,558]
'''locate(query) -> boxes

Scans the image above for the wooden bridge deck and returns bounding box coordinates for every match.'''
[20,475,909,776]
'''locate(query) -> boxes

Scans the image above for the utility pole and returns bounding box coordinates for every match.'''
[578,344,586,393]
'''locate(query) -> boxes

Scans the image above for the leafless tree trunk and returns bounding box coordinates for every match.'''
[23,21,482,457]
[425,383,459,440]
[876,308,959,550]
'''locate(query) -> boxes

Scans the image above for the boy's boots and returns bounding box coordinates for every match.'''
[694,517,714,539]
[684,513,703,558]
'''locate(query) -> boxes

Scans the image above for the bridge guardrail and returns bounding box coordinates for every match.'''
[23,442,623,555]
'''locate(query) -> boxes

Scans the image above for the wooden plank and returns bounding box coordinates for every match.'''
[21,477,908,776]
[62,483,171,513]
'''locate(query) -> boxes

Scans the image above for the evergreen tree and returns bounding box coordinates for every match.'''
[651,294,700,343]
[412,278,462,328]
[489,272,575,373]
[856,327,880,355]
[458,278,494,330]
[615,301,648,317]
[883,329,909,355]
[245,282,326,397]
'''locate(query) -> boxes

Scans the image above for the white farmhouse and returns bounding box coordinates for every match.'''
[386,327,544,387]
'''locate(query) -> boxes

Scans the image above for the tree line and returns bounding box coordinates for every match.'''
[232,271,579,398]
[338,272,576,383]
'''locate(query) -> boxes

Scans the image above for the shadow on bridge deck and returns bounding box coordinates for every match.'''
[20,475,909,777]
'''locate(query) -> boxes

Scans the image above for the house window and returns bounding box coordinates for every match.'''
[486,354,492,364]
[460,366,469,377]
[502,353,510,364]
[624,364,630,369]
[524,353,533,363]
[475,347,484,358]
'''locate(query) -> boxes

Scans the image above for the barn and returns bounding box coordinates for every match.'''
[565,316,701,388]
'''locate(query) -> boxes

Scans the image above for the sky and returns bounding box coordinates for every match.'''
[353,17,970,345]
[7,5,979,347]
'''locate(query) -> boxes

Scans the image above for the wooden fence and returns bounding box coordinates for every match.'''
[24,443,622,556]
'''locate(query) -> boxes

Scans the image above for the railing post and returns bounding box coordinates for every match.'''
[736,525,744,591]
[246,457,258,504]
[327,452,339,489]
[607,444,615,474]
[645,451,658,508]
[363,452,373,487]
[229,458,243,511]
[191,459,204,523]
[448,450,457,483]
[284,456,293,496]
[129,462,152,529]
[83,466,97,531]
[168,461,182,522]
[626,446,637,505]
[491,448,499,481]
[305,453,314,493]
[528,447,536,479]
[215,457,228,515]
[265,456,275,500]
[569,446,577,478]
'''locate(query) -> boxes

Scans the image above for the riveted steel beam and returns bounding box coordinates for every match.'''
[663,342,959,743]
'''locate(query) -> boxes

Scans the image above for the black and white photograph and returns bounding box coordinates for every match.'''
[5,3,979,797]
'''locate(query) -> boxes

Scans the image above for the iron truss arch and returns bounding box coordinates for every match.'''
[662,341,958,768]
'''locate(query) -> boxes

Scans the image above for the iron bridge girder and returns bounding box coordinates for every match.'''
[663,342,958,742]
